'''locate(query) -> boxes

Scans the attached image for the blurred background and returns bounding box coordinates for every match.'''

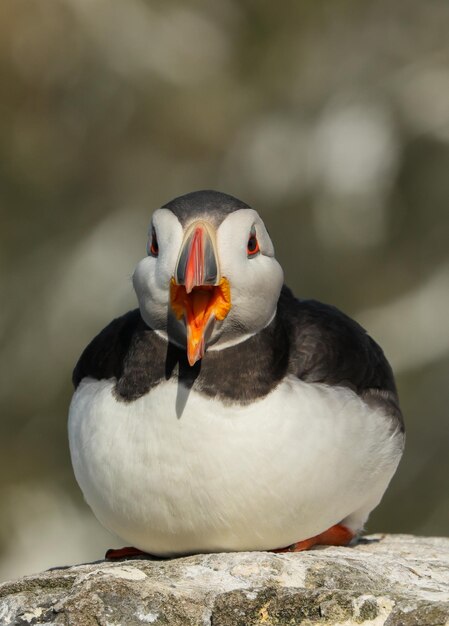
[1,0,448,582]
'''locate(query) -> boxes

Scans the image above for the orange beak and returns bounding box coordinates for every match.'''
[170,222,231,366]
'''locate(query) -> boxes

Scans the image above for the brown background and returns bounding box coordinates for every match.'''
[1,0,448,580]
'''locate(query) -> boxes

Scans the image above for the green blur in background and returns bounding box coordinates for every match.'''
[1,0,448,581]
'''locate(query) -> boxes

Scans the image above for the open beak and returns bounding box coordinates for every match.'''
[170,221,231,366]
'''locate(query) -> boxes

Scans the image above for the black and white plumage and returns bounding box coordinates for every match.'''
[68,190,404,556]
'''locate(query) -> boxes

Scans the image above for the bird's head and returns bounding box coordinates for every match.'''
[133,190,284,366]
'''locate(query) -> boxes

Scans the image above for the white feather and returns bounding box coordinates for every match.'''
[68,376,404,556]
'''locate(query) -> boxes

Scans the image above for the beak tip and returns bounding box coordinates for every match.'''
[187,337,205,366]
[187,351,201,366]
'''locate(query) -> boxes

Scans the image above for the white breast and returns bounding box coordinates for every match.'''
[68,377,403,556]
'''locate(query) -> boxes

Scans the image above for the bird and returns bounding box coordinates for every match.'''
[68,189,405,558]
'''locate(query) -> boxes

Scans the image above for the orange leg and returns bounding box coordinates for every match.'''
[272,523,354,553]
[105,546,150,560]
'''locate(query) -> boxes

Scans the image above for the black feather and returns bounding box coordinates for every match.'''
[73,285,403,432]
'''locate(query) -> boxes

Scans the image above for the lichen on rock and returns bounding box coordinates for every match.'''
[1,535,448,625]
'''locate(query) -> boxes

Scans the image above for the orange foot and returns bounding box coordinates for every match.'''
[272,523,354,553]
[105,546,150,560]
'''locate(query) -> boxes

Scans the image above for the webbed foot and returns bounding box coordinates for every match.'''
[105,546,150,560]
[272,523,354,553]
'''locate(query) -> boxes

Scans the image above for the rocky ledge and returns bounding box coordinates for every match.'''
[0,534,448,626]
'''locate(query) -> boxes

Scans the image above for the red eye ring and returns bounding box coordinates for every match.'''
[247,233,260,257]
[148,229,159,257]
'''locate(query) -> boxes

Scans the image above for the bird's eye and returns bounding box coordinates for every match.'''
[147,229,159,257]
[247,230,260,257]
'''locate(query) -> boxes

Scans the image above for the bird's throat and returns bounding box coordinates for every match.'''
[170,277,231,366]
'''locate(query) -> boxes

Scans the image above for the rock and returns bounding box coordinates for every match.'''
[0,534,448,626]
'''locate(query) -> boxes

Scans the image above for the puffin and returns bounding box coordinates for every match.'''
[68,190,405,558]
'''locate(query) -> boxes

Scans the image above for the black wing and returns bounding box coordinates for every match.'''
[72,309,143,388]
[278,286,404,432]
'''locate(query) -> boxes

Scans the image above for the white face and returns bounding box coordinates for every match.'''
[132,207,284,350]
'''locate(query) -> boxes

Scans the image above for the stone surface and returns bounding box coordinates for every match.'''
[0,534,448,626]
